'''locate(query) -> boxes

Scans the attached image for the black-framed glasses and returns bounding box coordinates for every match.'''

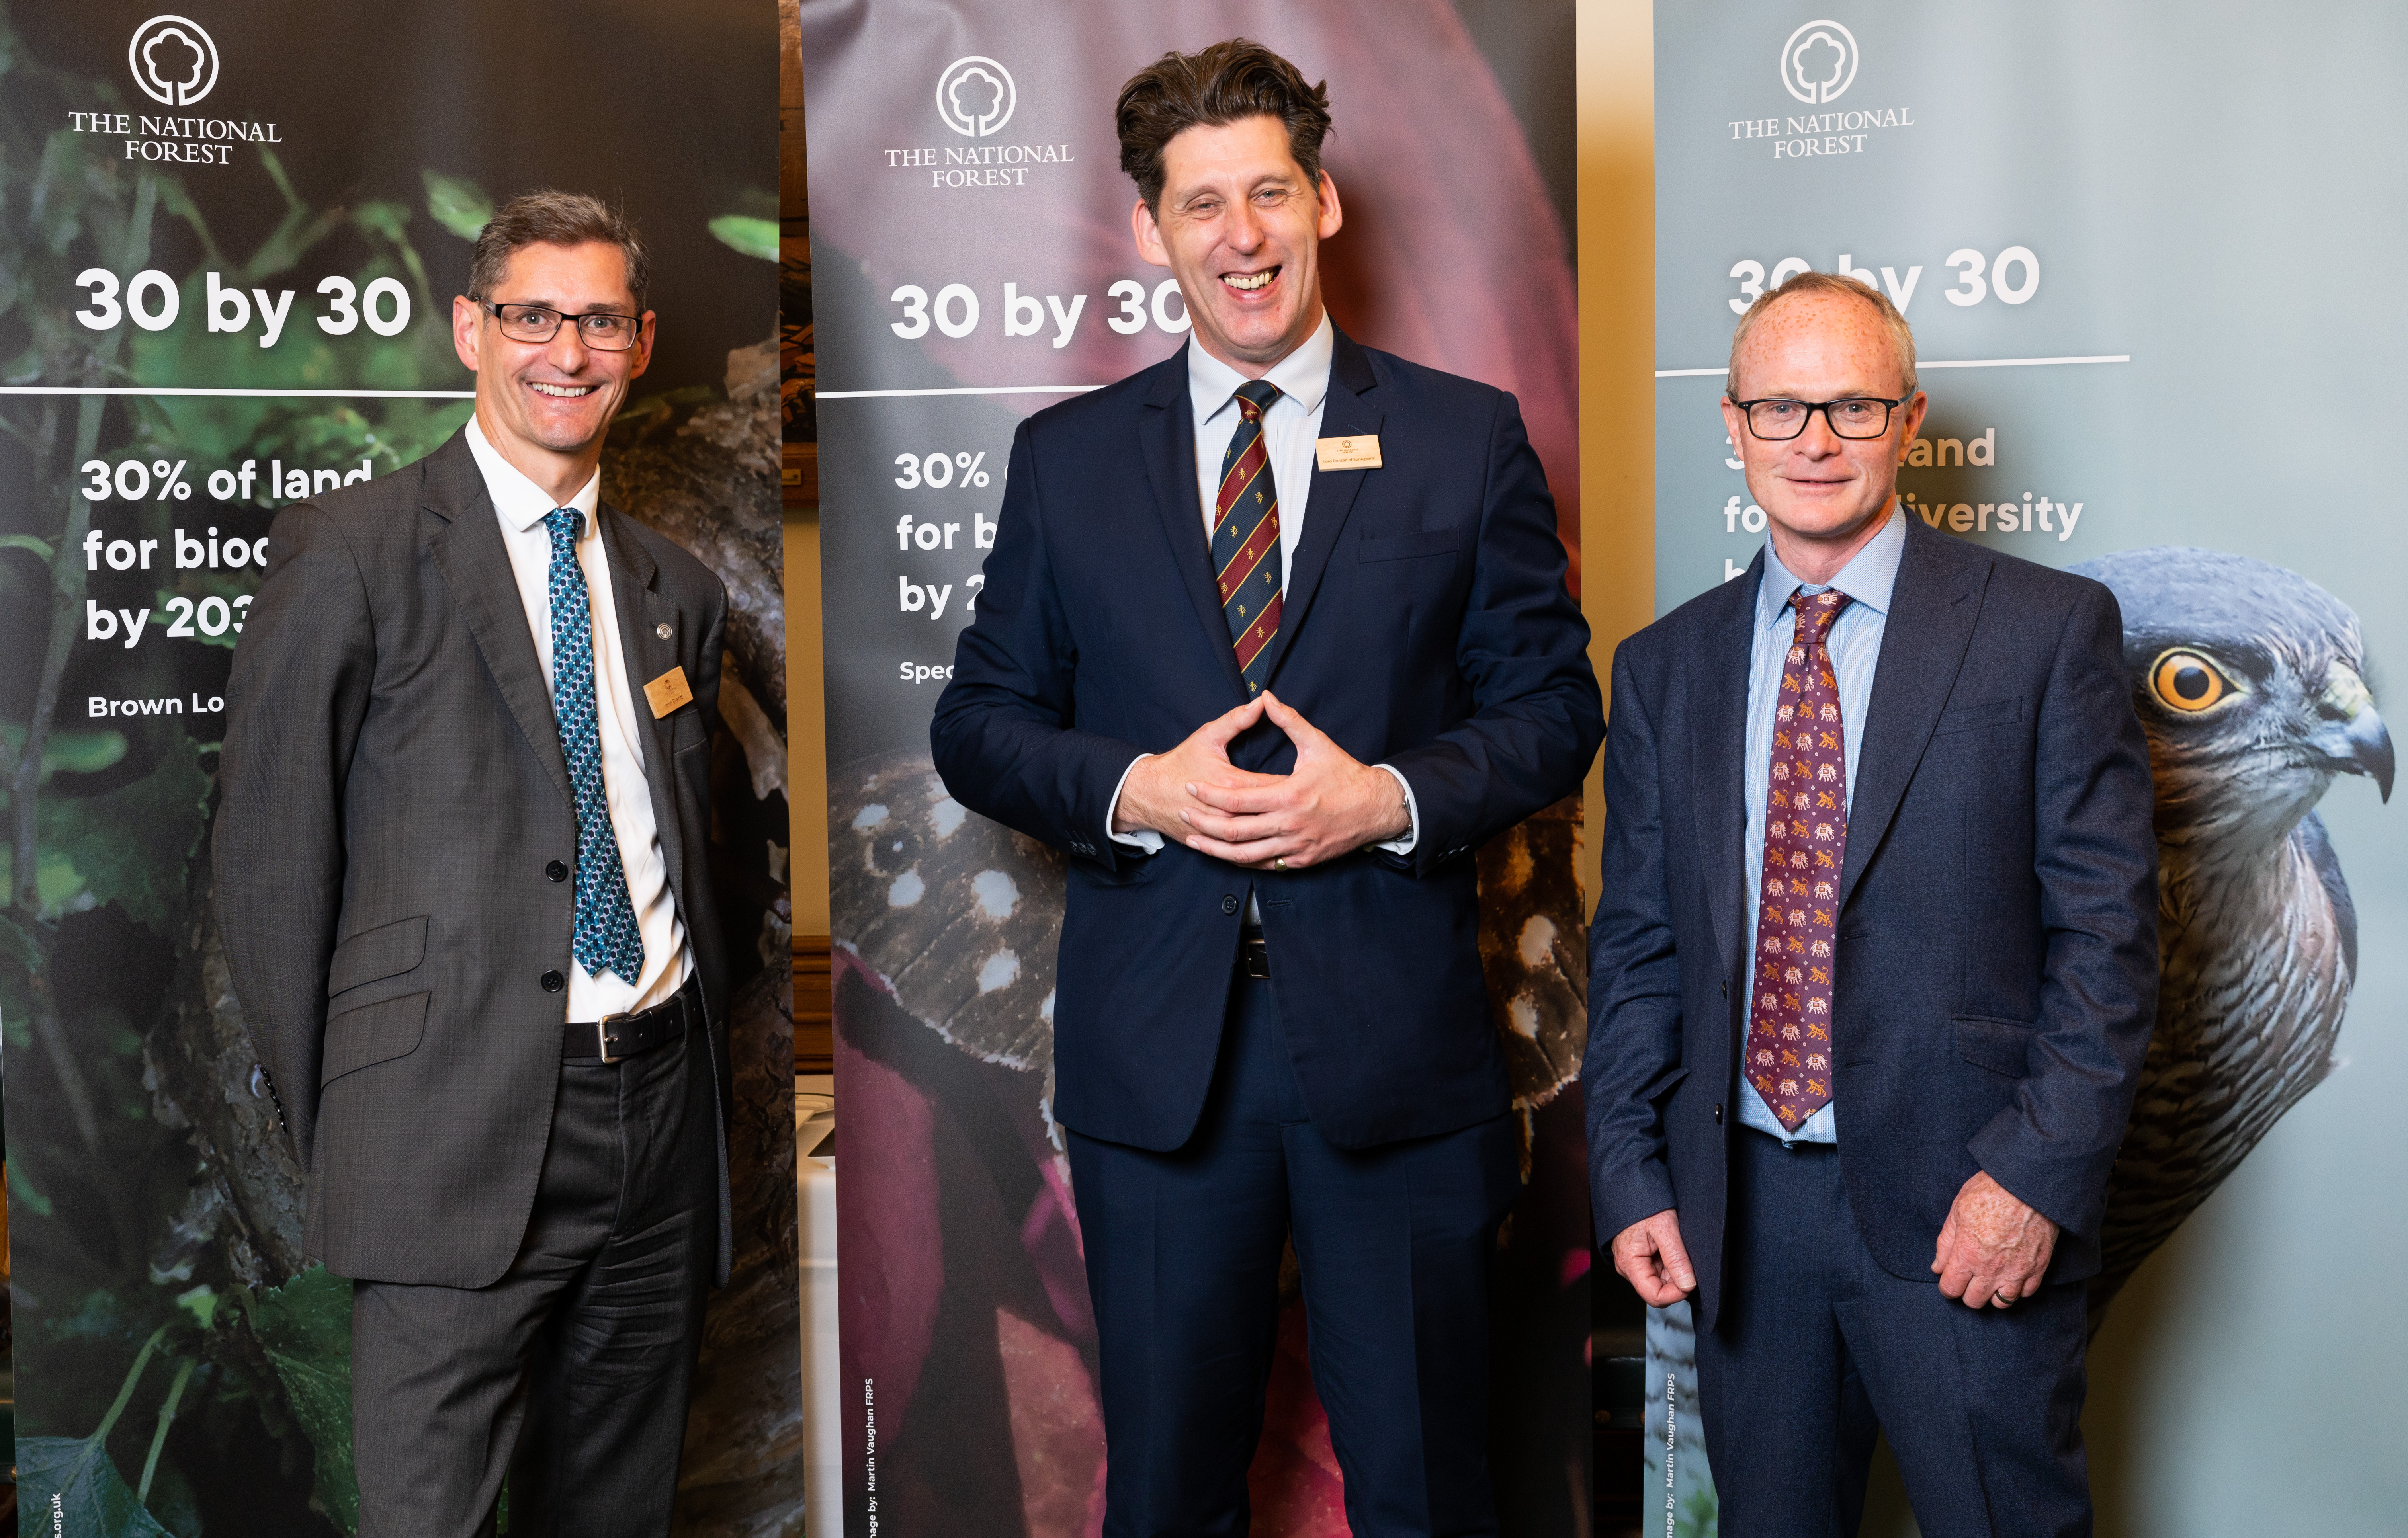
[478,300,644,351]
[1729,392,1913,441]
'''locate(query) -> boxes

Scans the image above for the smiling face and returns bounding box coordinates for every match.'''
[1132,114,1342,377]
[1721,290,1926,582]
[451,239,653,500]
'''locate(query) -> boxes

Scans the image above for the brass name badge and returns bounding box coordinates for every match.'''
[1315,434,1382,471]
[643,665,694,719]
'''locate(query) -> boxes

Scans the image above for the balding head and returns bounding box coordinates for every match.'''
[1727,270,1915,400]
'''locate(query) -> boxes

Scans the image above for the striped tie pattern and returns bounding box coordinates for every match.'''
[1211,379,1284,694]
[544,508,646,985]
[1746,588,1851,1131]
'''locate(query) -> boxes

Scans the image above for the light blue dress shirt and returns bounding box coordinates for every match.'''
[1738,506,1905,1144]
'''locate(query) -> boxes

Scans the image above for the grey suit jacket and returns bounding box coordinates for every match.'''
[1582,515,2160,1331]
[215,427,733,1289]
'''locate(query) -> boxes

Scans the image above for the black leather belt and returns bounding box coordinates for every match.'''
[565,975,700,1062]
[1237,932,1270,979]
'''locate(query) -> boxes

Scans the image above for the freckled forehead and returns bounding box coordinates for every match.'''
[1732,294,1907,397]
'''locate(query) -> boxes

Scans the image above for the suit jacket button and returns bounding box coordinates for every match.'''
[541,970,566,993]
[546,860,569,882]
[1221,895,1240,915]
[1713,1103,1724,1124]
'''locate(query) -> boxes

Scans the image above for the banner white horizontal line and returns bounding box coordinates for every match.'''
[1655,355,2131,379]
[817,384,1106,399]
[0,386,475,398]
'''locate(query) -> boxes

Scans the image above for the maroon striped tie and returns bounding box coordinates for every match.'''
[1211,380,1283,693]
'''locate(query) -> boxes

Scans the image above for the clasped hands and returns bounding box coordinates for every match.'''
[1112,692,1410,869]
[1610,1169,2058,1312]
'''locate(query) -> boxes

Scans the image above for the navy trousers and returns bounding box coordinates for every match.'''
[1067,969,1522,1538]
[1693,1130,2093,1538]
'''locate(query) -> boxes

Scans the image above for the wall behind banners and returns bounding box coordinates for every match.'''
[0,2,795,1533]
[1649,3,2407,1534]
[795,2,1590,1534]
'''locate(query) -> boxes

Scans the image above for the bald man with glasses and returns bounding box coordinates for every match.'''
[1581,271,2160,1536]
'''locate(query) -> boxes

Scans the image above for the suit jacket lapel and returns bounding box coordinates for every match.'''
[1696,550,1763,984]
[1259,328,1380,688]
[598,506,691,906]
[1138,347,1249,701]
[1837,519,1990,912]
[423,433,575,810]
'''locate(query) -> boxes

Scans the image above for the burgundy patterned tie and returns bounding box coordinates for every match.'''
[1747,589,1851,1131]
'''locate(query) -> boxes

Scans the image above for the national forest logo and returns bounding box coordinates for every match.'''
[129,15,219,109]
[935,56,1016,138]
[1779,20,1858,106]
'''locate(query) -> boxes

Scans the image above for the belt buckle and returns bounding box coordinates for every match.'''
[596,1012,627,1064]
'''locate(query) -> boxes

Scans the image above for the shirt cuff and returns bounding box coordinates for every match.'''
[1372,764,1419,853]
[1106,754,1163,854]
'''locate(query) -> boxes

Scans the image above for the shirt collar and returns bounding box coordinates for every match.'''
[465,415,602,534]
[1189,310,1335,425]
[1757,502,1906,632]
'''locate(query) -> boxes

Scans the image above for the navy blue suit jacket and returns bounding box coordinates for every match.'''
[932,328,1601,1152]
[1581,516,2159,1331]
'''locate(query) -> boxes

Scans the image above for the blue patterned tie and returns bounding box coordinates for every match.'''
[544,508,645,985]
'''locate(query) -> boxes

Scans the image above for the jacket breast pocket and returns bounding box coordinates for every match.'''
[1934,695,2023,736]
[321,992,430,1086]
[1953,1014,2035,1077]
[327,915,428,998]
[1356,529,1460,564]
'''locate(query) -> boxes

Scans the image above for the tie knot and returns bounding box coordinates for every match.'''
[544,507,582,544]
[1790,587,1851,644]
[1232,379,1282,422]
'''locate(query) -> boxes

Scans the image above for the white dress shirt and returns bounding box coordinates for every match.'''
[466,416,692,1019]
[1103,315,1420,884]
[1738,504,1904,1143]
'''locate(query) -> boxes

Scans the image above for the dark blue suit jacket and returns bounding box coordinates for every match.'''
[1581,515,2159,1331]
[932,328,1601,1151]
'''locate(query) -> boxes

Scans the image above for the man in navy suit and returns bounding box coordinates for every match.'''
[932,39,1600,1538]
[1581,271,2159,1536]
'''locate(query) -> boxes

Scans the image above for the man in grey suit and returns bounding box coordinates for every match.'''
[1582,272,2159,1535]
[216,191,731,1538]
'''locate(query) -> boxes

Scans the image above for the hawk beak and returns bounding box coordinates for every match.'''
[2318,664,2394,802]
[2346,707,2395,802]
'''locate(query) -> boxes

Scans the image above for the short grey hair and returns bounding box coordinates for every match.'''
[466,190,650,312]
[1726,269,1917,397]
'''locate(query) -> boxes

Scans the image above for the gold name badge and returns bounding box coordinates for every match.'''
[643,665,694,719]
[1315,434,1382,471]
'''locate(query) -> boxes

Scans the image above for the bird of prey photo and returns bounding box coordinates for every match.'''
[2072,546,2392,1328]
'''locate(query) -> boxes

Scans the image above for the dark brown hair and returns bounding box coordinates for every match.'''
[466,189,650,312]
[1115,39,1332,213]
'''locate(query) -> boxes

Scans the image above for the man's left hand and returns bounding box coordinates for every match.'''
[1931,1170,2058,1311]
[1179,692,1411,869]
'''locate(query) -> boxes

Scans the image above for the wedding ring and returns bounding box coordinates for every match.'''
[1992,1290,2017,1307]
[1273,857,1288,871]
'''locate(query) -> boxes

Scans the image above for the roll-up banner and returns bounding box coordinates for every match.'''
[0,3,793,1532]
[794,4,1587,1534]
[1652,3,2404,1532]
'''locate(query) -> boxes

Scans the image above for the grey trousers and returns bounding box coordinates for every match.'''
[350,1020,717,1538]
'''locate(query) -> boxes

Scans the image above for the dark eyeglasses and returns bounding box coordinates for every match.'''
[478,301,643,351]
[1728,393,1914,441]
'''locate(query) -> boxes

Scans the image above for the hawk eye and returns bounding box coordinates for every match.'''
[2149,648,2237,713]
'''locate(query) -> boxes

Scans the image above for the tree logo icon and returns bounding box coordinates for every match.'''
[128,15,219,108]
[935,56,1016,138]
[1780,20,1858,106]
